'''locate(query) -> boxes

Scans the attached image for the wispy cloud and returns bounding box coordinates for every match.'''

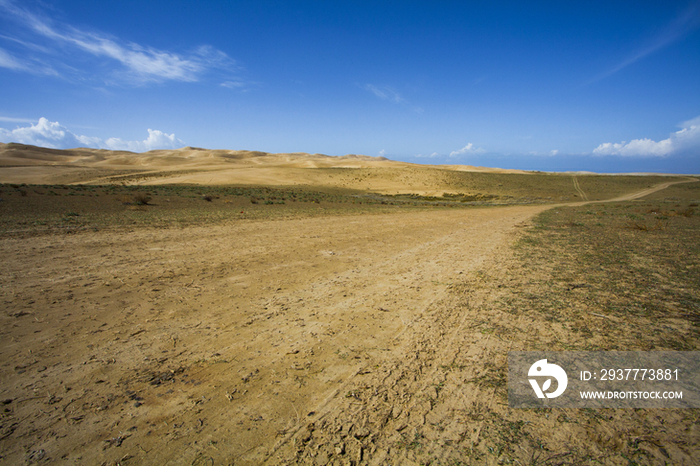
[221,80,247,89]
[0,33,51,53]
[220,78,256,92]
[0,47,27,71]
[414,152,439,158]
[0,0,239,85]
[589,3,700,84]
[0,116,37,123]
[449,143,486,157]
[0,46,57,75]
[364,84,406,104]
[0,117,184,151]
[593,115,700,157]
[363,84,423,113]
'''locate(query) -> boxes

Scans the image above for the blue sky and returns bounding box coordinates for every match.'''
[1,1,699,173]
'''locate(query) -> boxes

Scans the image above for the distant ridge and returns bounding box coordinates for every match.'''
[340,154,390,161]
[0,142,530,189]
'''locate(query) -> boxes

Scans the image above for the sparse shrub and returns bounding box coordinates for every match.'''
[250,197,258,204]
[122,194,151,205]
[133,194,151,205]
[627,221,648,231]
[203,195,213,202]
[626,220,665,231]
[679,207,695,218]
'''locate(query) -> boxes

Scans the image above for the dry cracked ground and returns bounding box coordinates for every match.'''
[1,181,699,465]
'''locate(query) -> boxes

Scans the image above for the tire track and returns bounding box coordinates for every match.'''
[262,209,547,465]
[572,176,588,201]
[570,177,698,206]
[265,179,698,465]
[2,179,695,465]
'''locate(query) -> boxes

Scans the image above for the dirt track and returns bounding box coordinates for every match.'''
[0,204,549,465]
[0,180,695,465]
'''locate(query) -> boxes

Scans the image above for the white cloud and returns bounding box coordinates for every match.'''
[449,143,486,157]
[593,139,672,157]
[0,0,238,84]
[103,129,184,152]
[550,149,559,156]
[675,115,700,151]
[0,118,184,152]
[378,149,386,157]
[0,118,86,148]
[593,116,700,157]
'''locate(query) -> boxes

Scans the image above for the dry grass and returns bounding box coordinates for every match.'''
[511,198,700,351]
[13,175,678,237]
[459,188,700,465]
[0,183,465,237]
[1,175,698,465]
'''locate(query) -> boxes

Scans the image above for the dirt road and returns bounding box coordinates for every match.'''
[0,204,549,465]
[568,177,698,207]
[0,179,694,465]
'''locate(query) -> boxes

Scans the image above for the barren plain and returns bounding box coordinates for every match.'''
[1,143,699,465]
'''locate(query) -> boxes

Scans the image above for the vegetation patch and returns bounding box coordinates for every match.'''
[467,183,700,465]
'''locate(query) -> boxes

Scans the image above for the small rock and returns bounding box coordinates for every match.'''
[353,427,370,439]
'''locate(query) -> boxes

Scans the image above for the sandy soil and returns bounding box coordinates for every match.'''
[1,204,550,465]
[1,143,696,465]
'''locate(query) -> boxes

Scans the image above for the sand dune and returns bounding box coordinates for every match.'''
[0,142,526,191]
